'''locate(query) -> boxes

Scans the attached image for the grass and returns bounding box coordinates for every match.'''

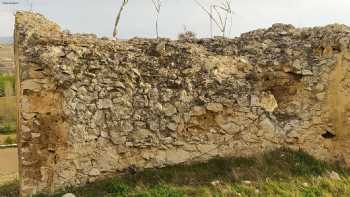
[0,181,19,197]
[3,136,15,144]
[0,122,16,135]
[0,96,16,135]
[5,148,344,197]
[0,74,15,93]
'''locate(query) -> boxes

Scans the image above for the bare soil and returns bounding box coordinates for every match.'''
[0,148,18,185]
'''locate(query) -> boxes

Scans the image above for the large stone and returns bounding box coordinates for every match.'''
[190,106,206,116]
[163,103,177,116]
[21,79,48,92]
[206,103,224,112]
[259,94,278,112]
[166,149,191,164]
[219,122,240,134]
[132,129,155,141]
[259,117,275,133]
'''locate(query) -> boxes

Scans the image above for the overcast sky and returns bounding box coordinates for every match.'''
[1,0,350,38]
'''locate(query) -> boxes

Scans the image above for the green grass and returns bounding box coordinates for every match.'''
[0,74,15,93]
[11,148,346,197]
[0,181,19,197]
[0,96,16,135]
[3,136,15,144]
[0,122,16,135]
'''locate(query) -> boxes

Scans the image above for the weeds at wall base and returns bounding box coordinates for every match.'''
[22,148,350,197]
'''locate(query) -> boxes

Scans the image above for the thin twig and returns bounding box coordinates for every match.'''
[193,0,233,37]
[151,0,163,38]
[113,0,129,38]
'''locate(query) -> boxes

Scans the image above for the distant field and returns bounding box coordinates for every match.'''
[0,44,14,74]
[0,96,16,123]
[0,96,16,138]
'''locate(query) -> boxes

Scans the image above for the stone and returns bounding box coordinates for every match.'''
[132,129,154,141]
[302,69,313,76]
[167,122,178,131]
[259,94,278,112]
[166,149,191,164]
[316,92,326,101]
[287,130,300,138]
[163,103,177,116]
[250,95,260,106]
[93,111,105,126]
[110,134,127,145]
[21,79,43,92]
[62,193,76,197]
[206,103,224,112]
[327,171,341,180]
[148,121,159,131]
[242,180,252,185]
[219,122,240,134]
[97,99,113,109]
[210,180,222,186]
[88,168,100,176]
[259,117,275,133]
[190,106,206,116]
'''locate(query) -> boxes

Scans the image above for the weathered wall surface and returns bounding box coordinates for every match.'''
[15,12,350,196]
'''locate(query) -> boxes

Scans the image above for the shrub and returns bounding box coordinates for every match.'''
[0,123,16,135]
[106,181,129,196]
[0,74,15,95]
[178,31,196,41]
[4,136,15,144]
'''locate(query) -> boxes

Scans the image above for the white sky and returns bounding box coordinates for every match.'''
[0,0,350,38]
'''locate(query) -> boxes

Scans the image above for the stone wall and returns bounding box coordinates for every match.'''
[15,11,350,196]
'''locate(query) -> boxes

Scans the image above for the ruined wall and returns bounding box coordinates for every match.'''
[15,12,350,196]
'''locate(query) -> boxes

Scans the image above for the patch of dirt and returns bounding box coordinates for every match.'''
[0,148,18,184]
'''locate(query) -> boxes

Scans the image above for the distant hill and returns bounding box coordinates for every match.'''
[0,37,13,44]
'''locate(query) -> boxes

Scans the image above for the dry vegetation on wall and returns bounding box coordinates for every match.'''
[15,10,350,197]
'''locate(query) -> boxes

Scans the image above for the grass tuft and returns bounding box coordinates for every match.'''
[135,185,184,197]
[0,181,19,197]
[0,122,16,135]
[3,136,15,144]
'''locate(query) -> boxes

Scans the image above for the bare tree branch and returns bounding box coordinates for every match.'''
[151,0,163,38]
[193,0,233,37]
[113,0,129,38]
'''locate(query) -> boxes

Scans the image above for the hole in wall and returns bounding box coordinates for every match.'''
[321,130,336,139]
